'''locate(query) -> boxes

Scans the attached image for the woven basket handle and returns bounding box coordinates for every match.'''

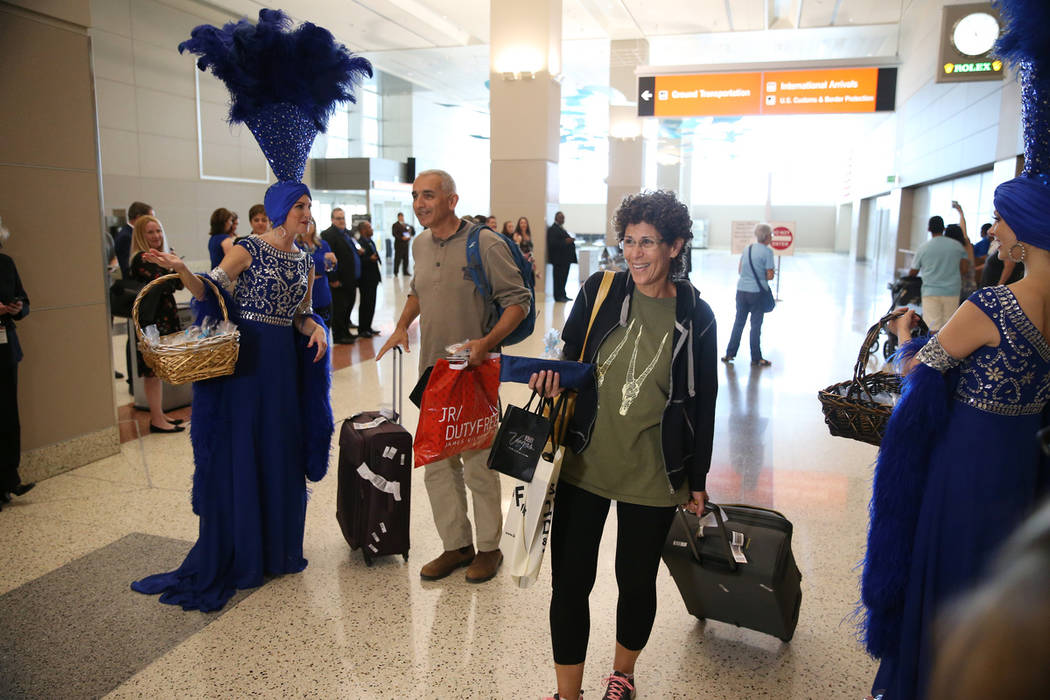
[132,273,227,343]
[848,309,929,400]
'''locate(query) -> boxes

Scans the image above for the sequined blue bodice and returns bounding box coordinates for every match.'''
[955,286,1050,416]
[234,236,311,327]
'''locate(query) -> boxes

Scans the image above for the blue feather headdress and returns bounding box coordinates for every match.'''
[179,9,372,214]
[994,0,1050,180]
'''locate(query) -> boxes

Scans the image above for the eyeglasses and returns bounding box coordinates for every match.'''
[620,237,663,251]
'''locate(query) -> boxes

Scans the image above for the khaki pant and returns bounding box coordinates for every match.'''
[922,295,959,331]
[424,448,503,551]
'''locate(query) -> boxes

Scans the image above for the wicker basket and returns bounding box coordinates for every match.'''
[818,310,929,446]
[133,274,239,385]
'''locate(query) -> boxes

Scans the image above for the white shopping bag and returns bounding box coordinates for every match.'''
[500,447,562,588]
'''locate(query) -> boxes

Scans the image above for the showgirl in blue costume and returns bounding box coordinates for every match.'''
[131,10,371,612]
[862,1,1050,696]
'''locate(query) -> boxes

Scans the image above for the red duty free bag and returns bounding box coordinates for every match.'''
[414,356,501,467]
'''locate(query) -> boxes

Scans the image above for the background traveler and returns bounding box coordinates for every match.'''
[392,211,415,276]
[322,207,360,344]
[0,219,34,509]
[722,223,775,367]
[547,211,576,302]
[248,203,269,236]
[355,220,381,338]
[908,215,967,331]
[128,215,184,434]
[114,201,153,278]
[207,207,236,269]
[296,217,336,326]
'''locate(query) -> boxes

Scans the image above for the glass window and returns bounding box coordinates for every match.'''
[362,118,379,147]
[362,89,379,120]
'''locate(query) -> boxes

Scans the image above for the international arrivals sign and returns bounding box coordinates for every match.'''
[637,67,897,118]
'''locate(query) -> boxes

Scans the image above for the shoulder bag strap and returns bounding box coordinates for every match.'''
[747,245,766,290]
[579,271,614,361]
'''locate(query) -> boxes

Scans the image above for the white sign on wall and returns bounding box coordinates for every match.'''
[731,221,759,254]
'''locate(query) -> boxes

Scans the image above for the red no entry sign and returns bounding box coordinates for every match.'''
[770,226,794,253]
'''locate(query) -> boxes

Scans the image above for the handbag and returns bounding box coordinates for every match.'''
[499,394,569,588]
[487,390,552,482]
[747,245,775,313]
[413,356,501,467]
[544,270,615,446]
[109,278,144,318]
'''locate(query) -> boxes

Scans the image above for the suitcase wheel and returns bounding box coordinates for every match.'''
[363,552,374,567]
[402,553,409,562]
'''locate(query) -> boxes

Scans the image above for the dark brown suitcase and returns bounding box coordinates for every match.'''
[336,347,412,565]
[662,504,802,642]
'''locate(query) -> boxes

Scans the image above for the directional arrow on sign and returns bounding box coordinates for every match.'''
[641,90,652,101]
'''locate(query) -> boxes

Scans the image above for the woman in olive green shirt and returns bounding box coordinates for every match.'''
[531,191,718,700]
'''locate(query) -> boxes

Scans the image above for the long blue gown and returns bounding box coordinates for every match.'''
[868,286,1050,698]
[132,236,330,612]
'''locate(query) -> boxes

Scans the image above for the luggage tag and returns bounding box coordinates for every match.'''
[730,530,748,565]
[696,505,729,535]
[0,327,7,344]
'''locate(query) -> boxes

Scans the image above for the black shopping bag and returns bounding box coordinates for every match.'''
[487,391,552,483]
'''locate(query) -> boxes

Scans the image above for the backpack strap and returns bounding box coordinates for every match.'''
[465,223,494,300]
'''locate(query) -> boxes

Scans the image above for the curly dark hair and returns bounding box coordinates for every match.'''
[613,190,693,278]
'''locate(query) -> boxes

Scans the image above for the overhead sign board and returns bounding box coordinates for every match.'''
[937,3,1004,83]
[638,67,897,118]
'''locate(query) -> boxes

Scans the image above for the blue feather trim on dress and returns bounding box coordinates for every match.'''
[860,336,951,658]
[188,275,236,515]
[297,312,333,482]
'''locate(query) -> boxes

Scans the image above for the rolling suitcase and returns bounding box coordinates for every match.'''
[336,346,412,566]
[662,503,802,642]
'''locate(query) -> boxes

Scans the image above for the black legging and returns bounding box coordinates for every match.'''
[549,480,676,665]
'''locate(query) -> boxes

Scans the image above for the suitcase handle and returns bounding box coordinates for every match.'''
[674,504,738,573]
[391,345,402,424]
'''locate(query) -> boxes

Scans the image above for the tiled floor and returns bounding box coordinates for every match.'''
[4,250,894,698]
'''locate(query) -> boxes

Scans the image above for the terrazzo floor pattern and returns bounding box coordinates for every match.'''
[5,251,896,698]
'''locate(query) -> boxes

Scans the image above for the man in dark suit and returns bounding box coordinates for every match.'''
[546,210,576,302]
[321,207,360,344]
[114,201,153,278]
[392,212,415,276]
[355,220,382,337]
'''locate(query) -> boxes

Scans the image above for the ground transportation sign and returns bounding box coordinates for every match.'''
[638,67,897,118]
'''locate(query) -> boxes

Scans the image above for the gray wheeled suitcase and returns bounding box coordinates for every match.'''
[662,503,802,642]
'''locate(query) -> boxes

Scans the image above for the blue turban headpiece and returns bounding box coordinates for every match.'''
[991,0,1050,249]
[178,10,372,227]
[994,177,1050,248]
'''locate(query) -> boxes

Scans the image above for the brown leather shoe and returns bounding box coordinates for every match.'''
[465,549,503,583]
[420,546,475,581]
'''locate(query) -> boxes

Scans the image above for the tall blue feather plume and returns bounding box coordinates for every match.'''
[178,9,373,132]
[994,0,1050,179]
[994,0,1050,68]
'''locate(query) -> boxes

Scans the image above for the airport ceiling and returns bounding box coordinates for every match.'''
[199,0,904,107]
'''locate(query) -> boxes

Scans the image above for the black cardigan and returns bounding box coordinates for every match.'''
[561,270,718,492]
